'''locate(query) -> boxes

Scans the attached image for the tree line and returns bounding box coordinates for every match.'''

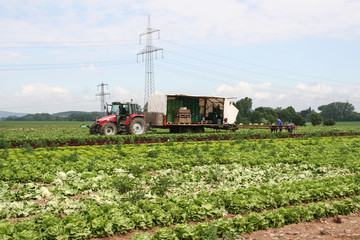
[233,98,360,126]
[3,99,359,125]
[3,112,103,122]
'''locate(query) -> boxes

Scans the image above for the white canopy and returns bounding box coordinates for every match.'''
[223,99,238,124]
[148,94,167,114]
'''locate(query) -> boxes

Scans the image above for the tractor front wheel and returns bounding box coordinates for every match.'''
[100,122,118,135]
[89,122,98,134]
[128,118,146,135]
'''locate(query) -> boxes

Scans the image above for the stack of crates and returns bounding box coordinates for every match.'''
[207,111,222,124]
[173,108,191,123]
[166,99,183,123]
[183,97,200,123]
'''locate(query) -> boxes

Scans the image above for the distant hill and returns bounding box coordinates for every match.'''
[0,111,27,119]
[1,111,102,121]
[52,111,89,117]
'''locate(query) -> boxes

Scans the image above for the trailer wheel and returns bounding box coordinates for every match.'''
[129,118,146,135]
[181,127,193,133]
[170,126,180,133]
[100,122,117,135]
[194,127,205,133]
[194,127,204,133]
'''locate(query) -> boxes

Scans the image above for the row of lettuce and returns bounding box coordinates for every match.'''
[1,136,360,182]
[2,175,360,239]
[1,136,360,239]
[2,198,360,239]
[1,157,356,219]
[1,125,360,149]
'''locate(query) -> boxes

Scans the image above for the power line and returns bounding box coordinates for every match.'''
[0,60,135,71]
[0,39,134,44]
[162,39,358,86]
[155,64,360,104]
[0,39,138,49]
[0,43,137,49]
[0,100,98,110]
[156,64,292,93]
[161,55,347,89]
[0,59,134,67]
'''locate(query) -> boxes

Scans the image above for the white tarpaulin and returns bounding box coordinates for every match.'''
[223,99,238,124]
[148,94,167,114]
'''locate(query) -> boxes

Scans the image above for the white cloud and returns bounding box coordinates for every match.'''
[1,0,359,46]
[276,93,286,102]
[0,1,359,113]
[148,0,360,45]
[17,83,69,96]
[112,86,141,104]
[0,83,100,113]
[214,81,360,112]
[114,86,130,96]
[215,81,271,99]
[254,92,270,100]
[295,83,333,98]
[79,63,96,72]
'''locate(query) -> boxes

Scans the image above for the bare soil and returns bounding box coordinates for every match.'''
[241,213,360,240]
[92,213,360,240]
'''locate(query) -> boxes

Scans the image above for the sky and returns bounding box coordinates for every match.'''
[0,0,360,114]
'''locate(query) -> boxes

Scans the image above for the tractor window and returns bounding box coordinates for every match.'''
[110,105,120,115]
[131,104,136,115]
[122,104,129,115]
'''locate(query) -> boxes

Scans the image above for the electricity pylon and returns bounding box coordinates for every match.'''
[96,83,110,117]
[137,15,163,110]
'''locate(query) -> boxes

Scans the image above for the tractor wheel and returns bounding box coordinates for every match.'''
[129,118,146,135]
[100,122,118,135]
[89,122,98,135]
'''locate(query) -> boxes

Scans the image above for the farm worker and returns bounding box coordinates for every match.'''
[287,123,295,133]
[276,117,283,132]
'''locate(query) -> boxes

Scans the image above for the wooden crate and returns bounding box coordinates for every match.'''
[174,114,191,124]
[173,109,191,115]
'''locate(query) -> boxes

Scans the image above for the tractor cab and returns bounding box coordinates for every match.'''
[107,102,138,117]
[107,102,139,123]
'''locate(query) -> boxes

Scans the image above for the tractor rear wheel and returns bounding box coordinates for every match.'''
[100,122,117,135]
[129,118,146,135]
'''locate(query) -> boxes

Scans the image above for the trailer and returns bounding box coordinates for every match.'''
[88,93,298,135]
[145,94,239,133]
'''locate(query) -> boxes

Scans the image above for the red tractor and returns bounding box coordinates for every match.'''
[89,102,146,135]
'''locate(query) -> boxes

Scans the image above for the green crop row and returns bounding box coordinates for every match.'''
[0,161,354,219]
[1,137,360,182]
[2,179,360,240]
[1,135,360,239]
[132,197,360,239]
[2,172,360,238]
[1,124,359,149]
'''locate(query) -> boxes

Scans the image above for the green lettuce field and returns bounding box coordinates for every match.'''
[1,123,360,239]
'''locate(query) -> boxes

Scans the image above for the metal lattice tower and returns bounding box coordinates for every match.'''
[96,83,110,117]
[137,15,163,109]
